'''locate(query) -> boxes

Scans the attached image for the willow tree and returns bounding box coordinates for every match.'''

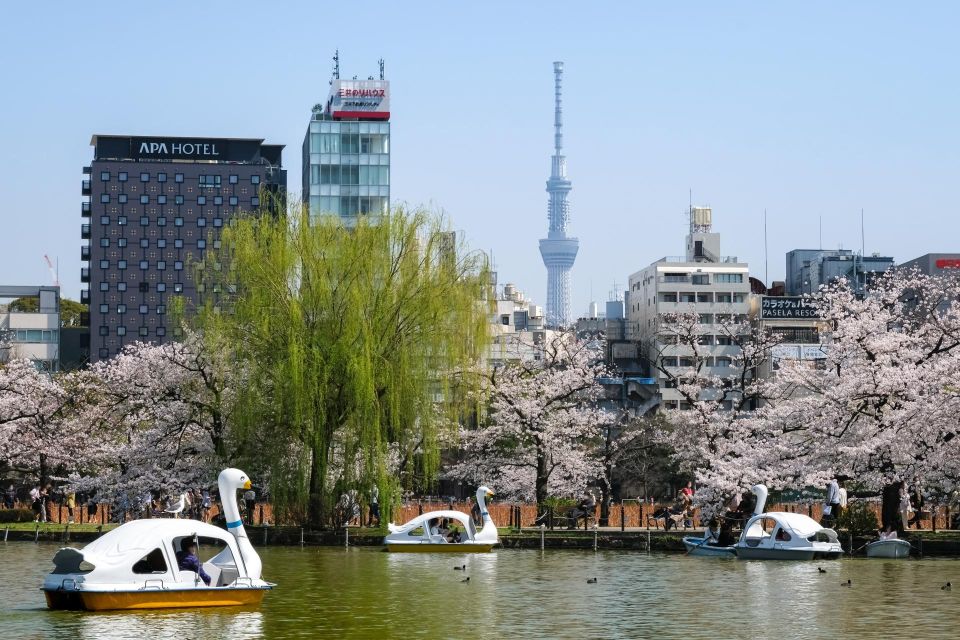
[192,202,491,526]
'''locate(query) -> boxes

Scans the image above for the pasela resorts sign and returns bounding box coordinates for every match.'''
[760,296,820,319]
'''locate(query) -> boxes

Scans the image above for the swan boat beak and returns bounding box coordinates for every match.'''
[243,480,252,490]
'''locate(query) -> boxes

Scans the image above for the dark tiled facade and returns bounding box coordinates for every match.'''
[82,135,286,362]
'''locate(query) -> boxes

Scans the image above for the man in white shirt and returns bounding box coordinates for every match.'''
[824,478,840,525]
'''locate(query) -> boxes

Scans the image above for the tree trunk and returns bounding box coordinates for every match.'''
[308,442,326,528]
[535,452,549,511]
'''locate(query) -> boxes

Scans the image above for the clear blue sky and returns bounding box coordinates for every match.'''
[2,2,958,313]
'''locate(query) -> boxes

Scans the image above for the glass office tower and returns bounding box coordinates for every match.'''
[302,77,390,224]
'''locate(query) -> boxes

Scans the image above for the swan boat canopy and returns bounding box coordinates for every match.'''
[734,485,843,560]
[865,538,911,558]
[42,468,273,611]
[384,486,498,552]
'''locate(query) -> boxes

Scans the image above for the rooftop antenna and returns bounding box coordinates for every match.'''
[764,209,769,288]
[43,255,60,287]
[332,49,340,82]
[819,215,822,250]
[378,58,385,80]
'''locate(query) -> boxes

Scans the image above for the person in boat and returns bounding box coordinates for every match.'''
[775,527,792,542]
[878,524,898,541]
[176,540,212,586]
[703,517,721,545]
[716,519,736,547]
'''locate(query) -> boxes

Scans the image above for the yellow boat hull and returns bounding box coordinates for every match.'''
[44,587,268,611]
[385,543,494,553]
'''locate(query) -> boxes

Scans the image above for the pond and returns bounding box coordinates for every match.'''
[3,543,959,638]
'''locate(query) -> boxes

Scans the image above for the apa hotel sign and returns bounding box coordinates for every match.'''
[132,138,223,160]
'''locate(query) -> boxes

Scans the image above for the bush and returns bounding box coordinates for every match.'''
[836,500,879,536]
[0,508,34,523]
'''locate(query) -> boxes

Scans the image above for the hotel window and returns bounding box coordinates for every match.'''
[174,261,183,271]
[251,196,260,206]
[139,238,149,249]
[118,260,127,270]
[174,283,183,293]
[157,217,166,226]
[99,304,108,313]
[229,174,238,184]
[118,194,128,203]
[251,175,260,184]
[199,175,221,187]
[214,196,222,205]
[140,195,149,204]
[175,195,184,204]
[118,216,127,225]
[157,239,166,248]
[99,282,109,291]
[100,216,110,225]
[138,260,147,270]
[138,304,148,314]
[157,195,166,204]
[158,173,167,183]
[99,326,109,336]
[101,194,110,203]
[157,261,166,270]
[99,259,109,268]
[139,326,148,337]
[198,196,206,205]
[140,216,149,226]
[117,282,127,291]
[117,304,126,314]
[100,238,110,247]
[157,327,166,337]
[213,218,222,227]
[197,218,206,227]
[175,239,183,248]
[175,173,184,183]
[174,217,183,227]
[157,304,166,315]
[118,172,128,182]
[229,196,238,206]
[100,171,110,181]
[140,173,149,182]
[197,239,206,249]
[117,326,127,336]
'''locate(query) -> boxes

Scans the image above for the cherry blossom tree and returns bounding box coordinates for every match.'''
[445,332,607,507]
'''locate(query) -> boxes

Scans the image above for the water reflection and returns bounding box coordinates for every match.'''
[4,543,960,639]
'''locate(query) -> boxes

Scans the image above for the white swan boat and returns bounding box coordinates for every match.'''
[734,485,843,560]
[865,538,911,558]
[384,486,498,552]
[42,468,273,611]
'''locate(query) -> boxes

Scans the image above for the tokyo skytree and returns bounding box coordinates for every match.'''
[538,61,579,328]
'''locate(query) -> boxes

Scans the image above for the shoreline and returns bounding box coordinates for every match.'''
[4,523,960,556]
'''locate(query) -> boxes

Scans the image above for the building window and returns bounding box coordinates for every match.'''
[174,217,183,227]
[213,240,221,249]
[157,304,166,315]
[98,304,108,313]
[99,282,109,291]
[99,326,109,336]
[118,216,127,225]
[117,282,127,291]
[157,260,166,270]
[157,327,166,337]
[715,273,743,283]
[140,173,149,182]
[157,195,167,204]
[138,304,148,314]
[118,172,128,182]
[139,326,148,337]
[100,171,110,181]
[251,175,260,185]
[140,216,149,226]
[99,259,109,269]
[174,283,183,293]
[199,175,221,187]
[138,260,147,270]
[99,238,109,247]
[228,174,238,184]
[197,239,206,249]
[198,196,206,205]
[157,239,166,248]
[157,283,166,292]
[213,218,222,227]
[251,196,260,206]
[139,195,148,205]
[139,282,148,293]
[157,217,166,227]
[117,304,126,314]
[118,194,128,203]
[175,195,184,205]
[174,261,183,271]
[197,218,206,227]
[214,196,222,205]
[229,196,238,206]
[100,194,110,203]
[174,239,184,249]
[100,215,110,225]
[175,173,184,183]
[158,173,167,183]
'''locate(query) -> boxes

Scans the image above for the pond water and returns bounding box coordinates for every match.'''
[3,542,959,639]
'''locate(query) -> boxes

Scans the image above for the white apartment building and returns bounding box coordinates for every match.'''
[488,282,557,366]
[0,285,61,372]
[626,207,750,409]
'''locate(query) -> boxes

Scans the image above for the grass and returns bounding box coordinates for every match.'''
[2,522,118,533]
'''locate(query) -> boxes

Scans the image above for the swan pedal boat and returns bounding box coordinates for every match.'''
[682,535,736,557]
[865,538,911,558]
[384,486,497,553]
[42,468,273,611]
[734,485,843,561]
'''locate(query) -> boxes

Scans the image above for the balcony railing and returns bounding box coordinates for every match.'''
[81,180,91,195]
[81,224,90,239]
[80,267,90,283]
[80,245,90,260]
[80,289,89,304]
[81,201,90,217]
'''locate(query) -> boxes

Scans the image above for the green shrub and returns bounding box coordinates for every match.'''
[836,500,879,536]
[0,509,35,523]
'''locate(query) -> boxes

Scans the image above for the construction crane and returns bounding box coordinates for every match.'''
[43,255,59,287]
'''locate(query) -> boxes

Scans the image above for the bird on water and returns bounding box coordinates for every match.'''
[587,578,597,584]
[454,565,466,571]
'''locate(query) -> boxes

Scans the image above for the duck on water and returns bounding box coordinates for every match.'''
[42,468,273,611]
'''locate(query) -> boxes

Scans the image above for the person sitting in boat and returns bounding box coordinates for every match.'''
[878,524,898,541]
[716,520,736,547]
[437,518,451,541]
[775,527,792,542]
[176,540,212,586]
[703,517,721,545]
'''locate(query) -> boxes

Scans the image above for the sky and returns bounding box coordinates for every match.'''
[1,1,959,314]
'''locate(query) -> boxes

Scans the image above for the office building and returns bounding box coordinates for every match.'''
[898,253,960,276]
[82,135,286,362]
[627,207,751,409]
[302,60,390,225]
[785,249,894,295]
[0,285,61,372]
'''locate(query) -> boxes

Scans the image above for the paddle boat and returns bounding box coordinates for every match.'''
[734,484,843,560]
[682,535,736,557]
[384,486,498,552]
[42,468,273,611]
[865,538,911,558]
